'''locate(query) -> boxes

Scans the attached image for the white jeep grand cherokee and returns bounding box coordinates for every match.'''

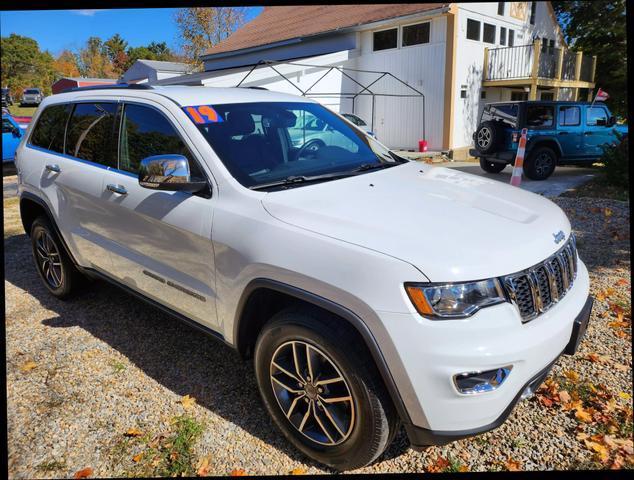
[15,85,593,470]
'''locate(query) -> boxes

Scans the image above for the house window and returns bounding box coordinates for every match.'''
[508,29,515,47]
[559,106,580,126]
[549,39,555,54]
[481,90,487,99]
[530,1,536,25]
[500,27,507,45]
[511,91,528,101]
[466,19,481,41]
[402,22,430,46]
[483,23,496,44]
[541,92,554,101]
[460,88,467,99]
[498,2,505,15]
[373,28,397,51]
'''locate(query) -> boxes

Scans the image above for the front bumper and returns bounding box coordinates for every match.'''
[376,259,591,442]
[405,294,593,448]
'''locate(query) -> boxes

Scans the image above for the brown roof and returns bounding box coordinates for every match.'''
[204,4,447,56]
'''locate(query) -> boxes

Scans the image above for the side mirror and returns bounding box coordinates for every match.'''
[138,154,207,193]
[12,127,21,138]
[608,116,616,127]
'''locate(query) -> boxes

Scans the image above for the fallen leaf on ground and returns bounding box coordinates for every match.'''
[604,208,613,217]
[618,392,631,400]
[575,408,593,423]
[584,440,610,463]
[564,370,580,382]
[506,458,522,471]
[132,452,144,463]
[427,456,450,472]
[20,361,37,373]
[125,427,143,437]
[616,279,629,286]
[196,456,211,476]
[180,394,197,410]
[559,390,571,404]
[73,468,93,479]
[290,467,306,475]
[230,468,247,476]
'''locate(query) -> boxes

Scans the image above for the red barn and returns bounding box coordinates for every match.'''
[52,77,118,94]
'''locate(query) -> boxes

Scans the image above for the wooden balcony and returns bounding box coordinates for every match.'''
[482,39,596,100]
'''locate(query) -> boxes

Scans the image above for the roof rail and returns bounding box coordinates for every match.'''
[62,83,154,94]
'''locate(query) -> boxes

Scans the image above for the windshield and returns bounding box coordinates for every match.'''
[25,89,40,94]
[194,102,402,189]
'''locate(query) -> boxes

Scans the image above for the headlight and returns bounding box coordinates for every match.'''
[405,279,506,319]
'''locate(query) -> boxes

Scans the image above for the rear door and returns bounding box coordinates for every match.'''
[26,102,117,272]
[556,104,584,157]
[583,105,614,157]
[99,101,218,329]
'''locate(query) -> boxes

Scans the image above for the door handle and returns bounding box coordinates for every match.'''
[584,132,592,136]
[106,184,128,195]
[45,164,61,173]
[558,131,569,135]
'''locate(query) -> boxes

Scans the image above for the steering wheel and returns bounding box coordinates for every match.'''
[296,138,325,160]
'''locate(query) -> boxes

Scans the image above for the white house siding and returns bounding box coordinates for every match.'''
[452,2,563,148]
[352,15,447,150]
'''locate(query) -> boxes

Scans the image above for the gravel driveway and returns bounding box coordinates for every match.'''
[4,187,632,477]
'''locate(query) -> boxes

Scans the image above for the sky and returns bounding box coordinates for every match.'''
[0,7,264,56]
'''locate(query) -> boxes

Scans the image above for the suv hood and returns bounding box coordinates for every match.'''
[261,162,573,282]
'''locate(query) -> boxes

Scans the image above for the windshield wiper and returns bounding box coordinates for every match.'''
[249,172,355,191]
[353,162,398,172]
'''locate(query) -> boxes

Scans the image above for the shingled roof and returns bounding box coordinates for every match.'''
[204,4,448,57]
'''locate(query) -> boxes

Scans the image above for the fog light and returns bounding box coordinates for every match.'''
[453,366,512,395]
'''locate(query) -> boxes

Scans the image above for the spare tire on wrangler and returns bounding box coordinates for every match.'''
[474,121,502,154]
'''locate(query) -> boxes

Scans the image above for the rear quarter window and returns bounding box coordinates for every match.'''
[29,104,71,153]
[481,104,518,128]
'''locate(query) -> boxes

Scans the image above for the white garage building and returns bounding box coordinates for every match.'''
[156,3,596,156]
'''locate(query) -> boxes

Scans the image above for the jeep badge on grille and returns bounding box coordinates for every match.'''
[553,230,565,244]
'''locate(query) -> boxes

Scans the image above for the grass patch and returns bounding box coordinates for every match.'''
[4,197,23,238]
[561,173,629,201]
[36,460,66,472]
[111,415,205,477]
[7,105,37,117]
[110,360,126,374]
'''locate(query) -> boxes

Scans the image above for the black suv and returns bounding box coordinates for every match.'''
[469,101,626,180]
[1,88,13,107]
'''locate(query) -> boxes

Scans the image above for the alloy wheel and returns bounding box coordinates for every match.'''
[269,340,355,446]
[534,152,554,176]
[477,127,491,148]
[35,230,63,288]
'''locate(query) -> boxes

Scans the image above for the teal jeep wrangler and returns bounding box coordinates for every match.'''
[469,101,628,180]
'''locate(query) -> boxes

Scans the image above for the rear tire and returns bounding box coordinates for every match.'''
[30,216,81,299]
[524,146,557,180]
[254,307,398,470]
[479,158,506,174]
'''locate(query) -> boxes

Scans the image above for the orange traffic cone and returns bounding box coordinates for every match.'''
[510,128,528,187]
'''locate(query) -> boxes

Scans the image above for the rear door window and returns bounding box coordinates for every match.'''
[526,105,554,128]
[118,103,203,179]
[29,103,71,153]
[65,103,117,167]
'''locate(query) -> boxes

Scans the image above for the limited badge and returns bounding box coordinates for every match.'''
[183,105,224,124]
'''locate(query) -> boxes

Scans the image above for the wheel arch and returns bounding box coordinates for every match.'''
[526,138,563,159]
[233,278,413,426]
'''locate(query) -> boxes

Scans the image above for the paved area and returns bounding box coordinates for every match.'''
[440,162,597,198]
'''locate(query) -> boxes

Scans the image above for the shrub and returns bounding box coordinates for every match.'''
[601,132,629,190]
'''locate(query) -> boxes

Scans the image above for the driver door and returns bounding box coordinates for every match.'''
[99,101,219,330]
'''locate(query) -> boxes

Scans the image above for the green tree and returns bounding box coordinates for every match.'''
[124,42,176,71]
[1,33,55,96]
[104,34,129,75]
[174,7,247,68]
[77,36,116,78]
[552,0,627,117]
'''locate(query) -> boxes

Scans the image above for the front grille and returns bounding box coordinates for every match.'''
[502,235,578,322]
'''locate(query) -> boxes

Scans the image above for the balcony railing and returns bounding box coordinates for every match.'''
[484,39,596,84]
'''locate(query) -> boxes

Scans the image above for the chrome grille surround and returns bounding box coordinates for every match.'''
[503,235,578,323]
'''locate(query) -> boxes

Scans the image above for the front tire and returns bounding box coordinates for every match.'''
[254,307,398,470]
[524,146,557,180]
[30,216,81,299]
[479,158,506,174]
